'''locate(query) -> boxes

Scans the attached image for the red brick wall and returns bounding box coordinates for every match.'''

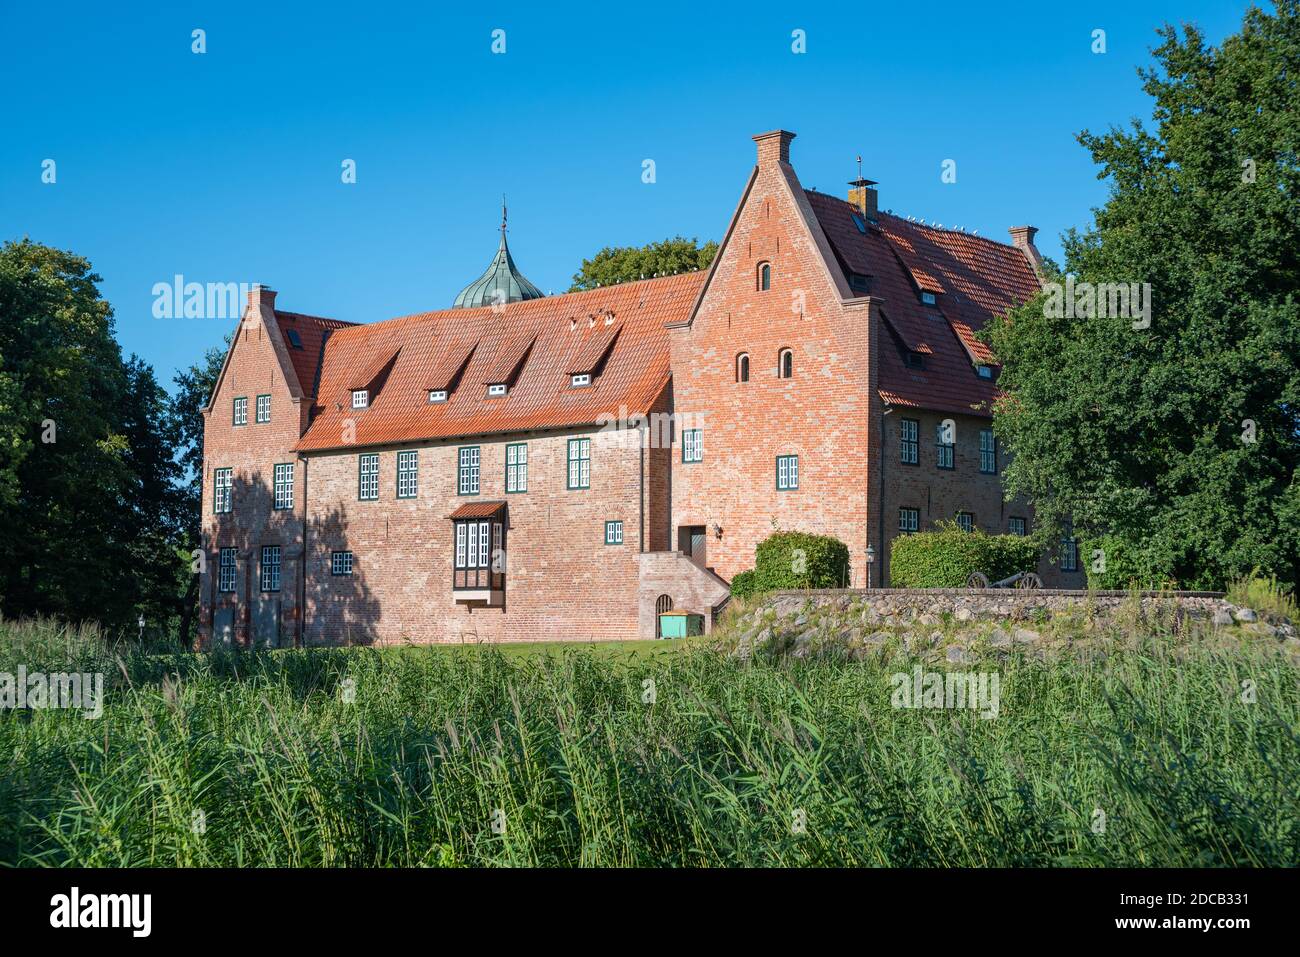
[668,136,875,585]
[199,299,308,648]
[300,424,652,644]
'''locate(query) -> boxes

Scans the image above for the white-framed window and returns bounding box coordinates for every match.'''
[682,428,702,463]
[1008,517,1027,536]
[218,547,237,592]
[571,373,591,388]
[352,390,368,409]
[776,454,799,490]
[567,438,591,489]
[454,520,495,570]
[506,443,528,493]
[428,390,447,403]
[213,467,233,513]
[899,508,919,533]
[232,396,248,426]
[956,512,975,533]
[900,419,919,465]
[260,545,281,592]
[979,429,997,474]
[397,450,418,498]
[256,394,271,423]
[605,520,624,545]
[331,550,353,576]
[458,446,480,495]
[936,423,955,470]
[358,453,379,500]
[273,463,294,510]
[487,383,507,397]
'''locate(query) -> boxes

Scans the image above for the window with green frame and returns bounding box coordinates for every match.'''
[776,454,799,490]
[682,428,702,463]
[232,396,248,426]
[255,394,271,423]
[979,429,997,474]
[506,443,528,493]
[604,520,624,545]
[213,467,233,513]
[567,438,591,489]
[358,453,379,500]
[273,463,294,510]
[457,446,480,495]
[397,450,418,498]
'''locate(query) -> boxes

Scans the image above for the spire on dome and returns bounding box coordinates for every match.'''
[451,198,545,309]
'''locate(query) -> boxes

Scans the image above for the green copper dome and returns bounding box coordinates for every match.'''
[452,202,545,309]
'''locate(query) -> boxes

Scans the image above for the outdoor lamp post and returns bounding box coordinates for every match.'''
[866,545,875,589]
[137,613,145,640]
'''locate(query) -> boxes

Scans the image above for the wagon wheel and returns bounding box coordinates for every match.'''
[1016,573,1042,590]
[967,571,990,589]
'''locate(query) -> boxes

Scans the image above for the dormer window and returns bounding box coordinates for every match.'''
[487,384,507,398]
[920,291,936,306]
[976,365,993,380]
[848,273,871,294]
[351,390,368,409]
[851,213,868,234]
[428,390,448,403]
[904,352,925,370]
[571,373,591,388]
[285,329,303,349]
[757,262,772,292]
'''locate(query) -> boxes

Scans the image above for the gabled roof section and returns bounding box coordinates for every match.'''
[425,339,478,393]
[296,272,703,453]
[804,190,1040,417]
[482,332,536,386]
[275,311,355,400]
[566,320,623,376]
[350,347,401,391]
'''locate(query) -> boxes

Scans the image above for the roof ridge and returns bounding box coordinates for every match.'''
[804,189,1028,252]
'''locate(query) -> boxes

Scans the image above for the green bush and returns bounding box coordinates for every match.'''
[730,569,759,599]
[890,521,1039,587]
[750,531,850,593]
[1081,533,1171,589]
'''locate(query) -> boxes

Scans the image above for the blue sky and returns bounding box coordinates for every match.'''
[1,1,1254,389]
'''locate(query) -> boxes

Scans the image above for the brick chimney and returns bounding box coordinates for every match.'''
[247,283,277,311]
[753,130,796,167]
[848,177,879,222]
[1008,226,1044,275]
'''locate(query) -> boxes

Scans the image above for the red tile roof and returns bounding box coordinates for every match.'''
[275,311,356,398]
[805,190,1040,418]
[295,272,705,452]
[448,500,507,519]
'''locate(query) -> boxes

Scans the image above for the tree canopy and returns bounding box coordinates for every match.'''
[569,236,716,291]
[985,2,1300,589]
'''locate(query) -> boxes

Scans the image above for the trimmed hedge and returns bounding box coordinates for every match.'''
[890,522,1040,588]
[730,531,851,597]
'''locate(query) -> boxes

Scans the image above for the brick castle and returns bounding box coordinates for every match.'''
[198,129,1080,647]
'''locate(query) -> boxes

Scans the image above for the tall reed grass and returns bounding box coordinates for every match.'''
[1,616,1296,866]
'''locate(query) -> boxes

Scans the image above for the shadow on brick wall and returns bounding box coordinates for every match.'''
[207,471,380,647]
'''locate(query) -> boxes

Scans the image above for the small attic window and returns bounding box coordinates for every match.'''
[904,352,925,370]
[757,262,772,292]
[285,329,303,349]
[352,390,369,409]
[429,389,448,403]
[920,291,937,306]
[487,384,508,398]
[851,213,867,234]
[571,373,592,388]
[976,365,994,379]
[848,273,871,294]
